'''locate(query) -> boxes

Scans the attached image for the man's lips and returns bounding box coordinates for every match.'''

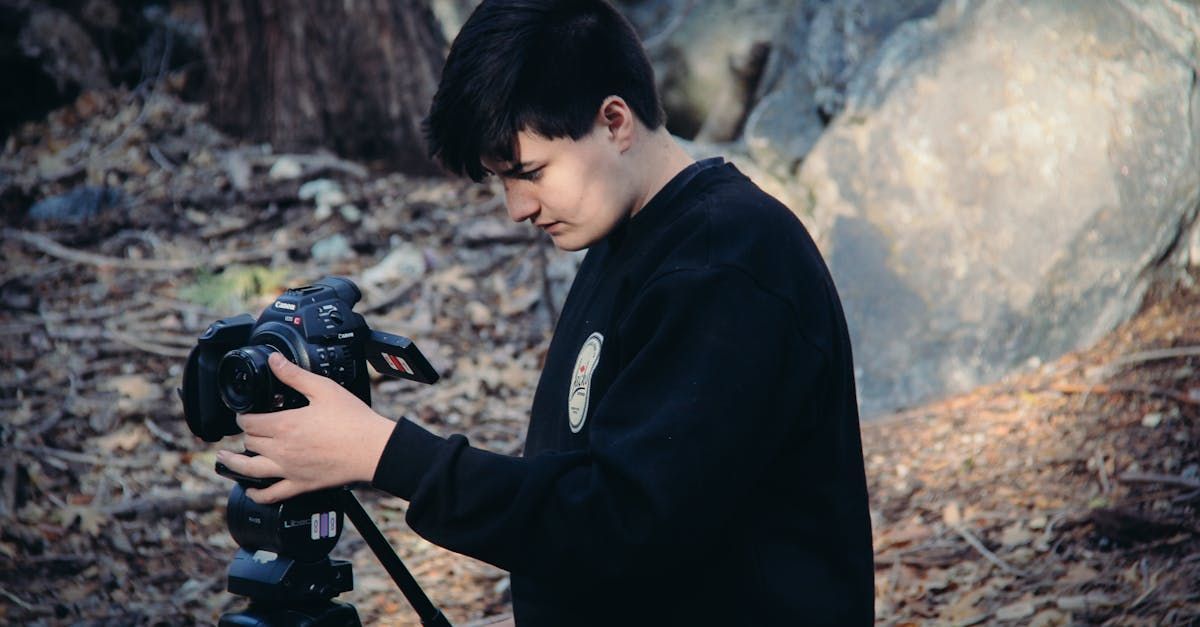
[536,221,562,233]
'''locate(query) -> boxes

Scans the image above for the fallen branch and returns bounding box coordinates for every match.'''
[103,490,224,519]
[1108,346,1200,369]
[13,444,154,469]
[1118,471,1200,491]
[147,143,176,171]
[40,322,193,358]
[107,327,192,358]
[0,585,40,612]
[1,228,275,271]
[871,549,966,569]
[1051,382,1199,406]
[144,418,189,449]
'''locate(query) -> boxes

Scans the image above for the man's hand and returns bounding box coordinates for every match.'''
[216,352,396,504]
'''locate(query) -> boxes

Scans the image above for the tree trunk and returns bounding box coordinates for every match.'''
[201,0,446,174]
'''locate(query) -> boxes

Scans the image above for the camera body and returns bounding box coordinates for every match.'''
[181,276,437,443]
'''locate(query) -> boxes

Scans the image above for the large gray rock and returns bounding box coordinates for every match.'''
[795,0,1200,414]
[743,0,941,177]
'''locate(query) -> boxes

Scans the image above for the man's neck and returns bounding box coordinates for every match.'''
[628,129,698,218]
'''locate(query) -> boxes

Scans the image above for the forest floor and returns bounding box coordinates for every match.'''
[1,86,1197,626]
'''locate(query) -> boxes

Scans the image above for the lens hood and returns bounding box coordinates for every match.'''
[182,313,255,442]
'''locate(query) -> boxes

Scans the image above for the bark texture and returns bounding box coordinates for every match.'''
[202,0,446,174]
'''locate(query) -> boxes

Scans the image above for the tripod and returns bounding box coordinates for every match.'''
[217,487,451,626]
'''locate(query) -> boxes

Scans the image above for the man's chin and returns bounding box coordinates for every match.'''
[548,232,587,252]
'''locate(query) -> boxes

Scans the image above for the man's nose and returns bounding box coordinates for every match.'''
[504,186,539,223]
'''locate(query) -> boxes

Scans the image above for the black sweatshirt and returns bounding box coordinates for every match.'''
[373,160,875,626]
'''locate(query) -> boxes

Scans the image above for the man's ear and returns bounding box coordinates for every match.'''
[597,96,635,152]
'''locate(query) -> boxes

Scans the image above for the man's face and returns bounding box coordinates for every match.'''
[482,126,634,251]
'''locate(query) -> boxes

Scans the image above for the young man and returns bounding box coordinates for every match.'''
[218,1,875,624]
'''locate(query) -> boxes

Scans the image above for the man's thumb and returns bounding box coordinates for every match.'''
[268,351,321,396]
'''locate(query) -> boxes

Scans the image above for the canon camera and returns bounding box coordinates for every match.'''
[180,276,438,443]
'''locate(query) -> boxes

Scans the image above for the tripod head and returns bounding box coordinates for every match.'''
[216,487,449,627]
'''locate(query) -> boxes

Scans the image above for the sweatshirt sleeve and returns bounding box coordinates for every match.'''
[372,265,828,579]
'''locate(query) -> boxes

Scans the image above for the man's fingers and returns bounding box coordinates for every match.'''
[242,433,273,455]
[246,480,300,504]
[267,352,329,398]
[218,450,285,479]
[237,412,275,436]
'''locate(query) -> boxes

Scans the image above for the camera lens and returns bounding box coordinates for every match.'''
[218,345,281,413]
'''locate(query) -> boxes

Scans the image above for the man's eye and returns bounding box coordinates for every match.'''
[517,168,543,182]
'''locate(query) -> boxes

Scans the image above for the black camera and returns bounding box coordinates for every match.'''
[181,276,438,442]
[178,276,450,626]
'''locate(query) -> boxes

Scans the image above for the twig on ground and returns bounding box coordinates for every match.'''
[1052,382,1199,406]
[41,321,191,358]
[1100,345,1200,373]
[103,490,224,519]
[107,327,192,358]
[1,228,276,271]
[13,444,154,469]
[0,585,39,612]
[1118,471,1200,491]
[144,418,187,449]
[1130,561,1162,608]
[950,523,1030,578]
[1173,489,1200,504]
[148,143,176,171]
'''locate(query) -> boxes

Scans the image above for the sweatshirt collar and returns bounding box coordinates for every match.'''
[605,157,726,251]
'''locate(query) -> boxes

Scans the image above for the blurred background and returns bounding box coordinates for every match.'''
[1,0,1198,624]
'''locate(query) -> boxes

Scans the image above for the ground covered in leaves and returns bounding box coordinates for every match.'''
[2,85,1197,625]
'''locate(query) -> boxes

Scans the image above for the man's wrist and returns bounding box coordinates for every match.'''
[370,417,448,499]
[361,414,400,483]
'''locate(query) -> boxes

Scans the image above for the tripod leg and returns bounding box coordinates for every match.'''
[336,490,452,627]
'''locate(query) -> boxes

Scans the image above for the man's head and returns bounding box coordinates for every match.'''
[424,0,673,250]
[424,0,664,181]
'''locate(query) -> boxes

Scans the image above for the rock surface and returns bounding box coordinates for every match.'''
[793,0,1200,413]
[743,0,941,176]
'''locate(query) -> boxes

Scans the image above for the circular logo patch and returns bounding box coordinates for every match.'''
[567,332,603,433]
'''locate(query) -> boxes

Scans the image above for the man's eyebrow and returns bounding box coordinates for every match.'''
[498,162,537,177]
